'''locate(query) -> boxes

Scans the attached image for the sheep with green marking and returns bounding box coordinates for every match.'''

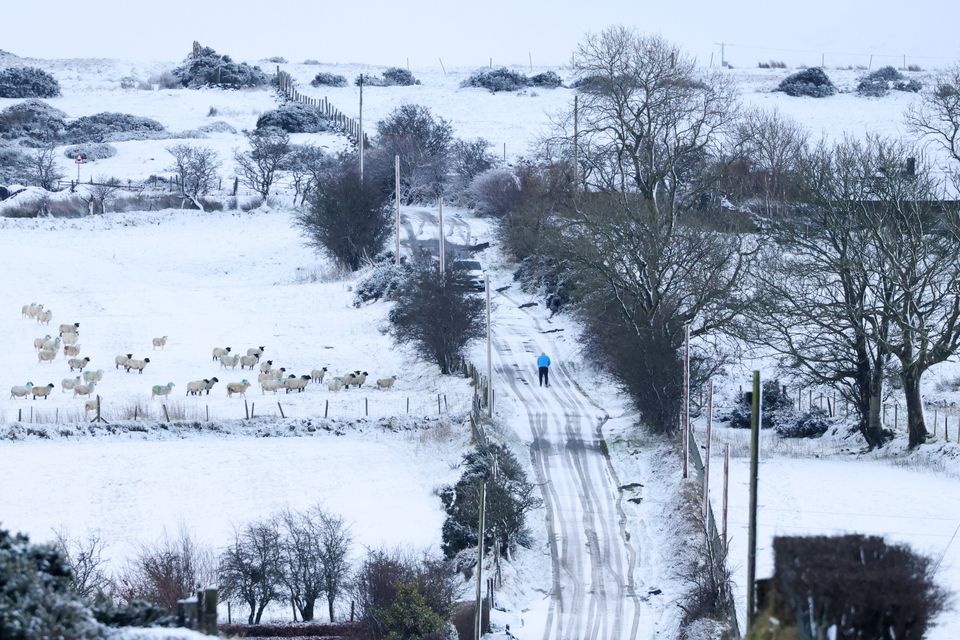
[151,382,175,399]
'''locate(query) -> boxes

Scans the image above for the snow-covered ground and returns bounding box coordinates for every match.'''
[3,50,960,637]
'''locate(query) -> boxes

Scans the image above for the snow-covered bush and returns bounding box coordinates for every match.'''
[0,100,66,142]
[0,66,61,98]
[461,67,530,92]
[138,71,180,90]
[723,379,794,429]
[775,68,837,98]
[172,43,268,89]
[530,71,563,88]
[65,112,165,143]
[63,143,117,161]
[775,408,832,438]
[310,71,347,87]
[0,145,30,184]
[355,67,420,87]
[354,259,410,306]
[469,167,521,217]
[514,255,576,314]
[256,101,332,133]
[856,66,922,97]
[0,528,101,639]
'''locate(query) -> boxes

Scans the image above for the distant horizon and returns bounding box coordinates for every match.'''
[5,1,960,71]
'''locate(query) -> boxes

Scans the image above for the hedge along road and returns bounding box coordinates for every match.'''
[491,289,653,640]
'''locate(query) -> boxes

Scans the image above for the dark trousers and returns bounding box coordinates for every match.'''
[538,366,549,387]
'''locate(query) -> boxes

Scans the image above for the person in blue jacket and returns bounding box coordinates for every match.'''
[537,352,551,387]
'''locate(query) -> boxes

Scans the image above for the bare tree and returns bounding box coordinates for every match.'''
[745,139,894,447]
[275,507,324,622]
[905,65,960,164]
[859,141,960,447]
[234,128,290,199]
[27,145,64,191]
[284,144,325,207]
[87,176,122,214]
[317,510,351,622]
[166,144,221,210]
[54,529,112,602]
[219,520,282,624]
[115,528,216,612]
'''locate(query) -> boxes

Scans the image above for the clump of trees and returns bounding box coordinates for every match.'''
[0,66,61,98]
[172,42,268,88]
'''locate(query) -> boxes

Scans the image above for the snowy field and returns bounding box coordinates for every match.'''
[3,50,960,635]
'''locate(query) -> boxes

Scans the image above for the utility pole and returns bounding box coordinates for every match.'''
[395,155,401,266]
[714,42,726,68]
[722,443,729,548]
[358,74,364,182]
[474,483,487,640]
[703,379,713,520]
[747,371,761,629]
[438,197,445,273]
[486,275,493,417]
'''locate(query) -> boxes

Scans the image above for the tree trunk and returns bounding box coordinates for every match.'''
[246,599,256,624]
[902,371,928,448]
[255,601,269,623]
[327,593,336,622]
[300,599,314,622]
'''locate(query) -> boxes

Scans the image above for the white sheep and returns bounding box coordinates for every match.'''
[10,383,34,399]
[42,336,61,352]
[31,383,55,399]
[125,358,150,374]
[58,322,79,335]
[34,335,51,350]
[73,381,96,397]
[239,354,260,370]
[82,369,104,383]
[327,376,343,392]
[84,399,99,414]
[185,377,219,396]
[68,356,91,372]
[21,303,32,318]
[26,303,43,319]
[151,382,175,399]
[343,371,369,389]
[38,349,57,363]
[259,359,274,373]
[283,374,311,393]
[152,336,168,350]
[246,346,266,357]
[260,379,282,394]
[61,376,81,393]
[115,353,133,369]
[376,375,397,390]
[63,344,81,358]
[226,380,251,397]
[310,367,328,383]
[61,332,79,346]
[37,309,52,325]
[220,354,240,369]
[212,346,232,361]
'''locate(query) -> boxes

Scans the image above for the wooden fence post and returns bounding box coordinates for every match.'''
[277,402,285,418]
[324,399,329,418]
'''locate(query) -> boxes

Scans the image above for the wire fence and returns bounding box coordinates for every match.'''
[274,68,369,148]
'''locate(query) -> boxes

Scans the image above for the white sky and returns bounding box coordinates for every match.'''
[6,0,960,69]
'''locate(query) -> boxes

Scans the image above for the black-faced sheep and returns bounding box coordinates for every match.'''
[31,383,55,399]
[125,358,150,374]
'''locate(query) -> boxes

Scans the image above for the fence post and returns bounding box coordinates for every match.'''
[163,404,170,422]
[244,399,249,420]
[277,402,285,418]
[365,397,369,416]
[251,402,255,418]
[324,399,329,418]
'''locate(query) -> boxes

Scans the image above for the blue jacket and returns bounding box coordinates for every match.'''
[537,354,551,368]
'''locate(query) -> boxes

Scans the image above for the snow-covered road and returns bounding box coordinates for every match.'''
[491,294,654,640]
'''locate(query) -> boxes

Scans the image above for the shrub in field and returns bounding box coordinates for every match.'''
[775,408,832,438]
[172,43,268,88]
[0,100,66,142]
[63,143,116,161]
[310,71,347,87]
[514,255,577,314]
[138,71,180,90]
[723,378,793,429]
[857,66,922,97]
[256,101,332,133]
[65,112,165,143]
[530,70,563,87]
[775,67,837,97]
[354,259,411,305]
[0,66,61,98]
[461,67,530,92]
[0,145,30,183]
[356,67,420,87]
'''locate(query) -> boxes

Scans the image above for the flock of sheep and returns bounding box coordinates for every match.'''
[11,302,399,416]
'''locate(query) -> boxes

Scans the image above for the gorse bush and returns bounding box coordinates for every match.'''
[462,67,530,92]
[256,101,332,133]
[0,145,29,183]
[0,100,66,142]
[724,378,794,429]
[857,66,922,97]
[354,259,411,306]
[63,143,116,161]
[0,66,61,98]
[356,67,420,87]
[172,42,268,88]
[65,112,165,144]
[775,67,837,98]
[775,408,832,438]
[310,72,347,87]
[530,71,563,87]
